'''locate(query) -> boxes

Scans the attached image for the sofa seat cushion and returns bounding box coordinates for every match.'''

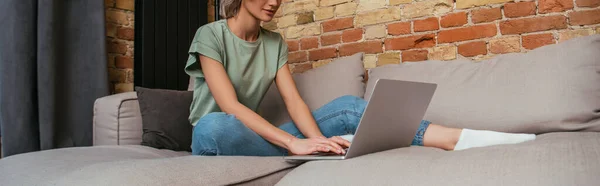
[0,145,297,186]
[277,132,600,186]
[0,145,189,185]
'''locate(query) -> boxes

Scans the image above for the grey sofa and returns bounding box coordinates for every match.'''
[1,35,599,186]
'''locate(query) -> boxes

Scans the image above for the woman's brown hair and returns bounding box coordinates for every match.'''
[220,0,242,18]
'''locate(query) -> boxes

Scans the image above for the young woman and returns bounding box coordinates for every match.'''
[184,0,535,156]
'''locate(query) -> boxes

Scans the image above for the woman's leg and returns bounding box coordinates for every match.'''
[279,95,535,151]
[278,95,364,139]
[191,112,287,156]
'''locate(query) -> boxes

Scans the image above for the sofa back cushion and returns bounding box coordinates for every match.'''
[365,35,600,134]
[259,52,366,126]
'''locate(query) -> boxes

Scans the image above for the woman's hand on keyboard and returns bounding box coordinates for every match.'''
[287,137,346,155]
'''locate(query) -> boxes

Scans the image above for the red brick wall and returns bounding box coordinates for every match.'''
[263,0,600,73]
[105,0,600,93]
[105,0,135,93]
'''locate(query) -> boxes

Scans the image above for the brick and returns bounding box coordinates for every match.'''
[342,28,363,43]
[126,69,134,83]
[289,51,308,63]
[429,45,457,60]
[365,25,386,39]
[539,0,574,13]
[387,22,411,35]
[309,47,337,61]
[377,52,401,66]
[321,34,342,46]
[335,2,358,17]
[500,16,567,35]
[577,0,600,7]
[504,2,536,18]
[390,0,412,5]
[489,36,520,54]
[109,68,127,82]
[522,33,555,50]
[384,34,436,50]
[108,40,128,54]
[106,9,129,25]
[115,56,133,69]
[106,23,118,38]
[116,0,134,11]
[357,0,386,12]
[297,12,314,25]
[105,0,114,7]
[402,50,428,62]
[282,0,318,15]
[208,5,216,22]
[403,0,453,19]
[322,18,354,32]
[458,41,487,57]
[286,40,300,52]
[301,37,319,50]
[315,7,334,21]
[414,17,439,32]
[440,12,467,28]
[438,24,497,43]
[291,62,313,73]
[471,8,502,23]
[278,14,297,28]
[286,23,321,39]
[107,55,116,68]
[339,41,383,56]
[117,27,134,41]
[262,20,278,30]
[115,83,134,93]
[274,6,284,18]
[559,29,595,42]
[364,54,377,68]
[569,9,600,26]
[356,7,402,27]
[313,59,333,68]
[320,0,352,6]
[456,0,512,9]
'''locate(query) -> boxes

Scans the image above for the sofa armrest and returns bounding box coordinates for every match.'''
[93,92,143,146]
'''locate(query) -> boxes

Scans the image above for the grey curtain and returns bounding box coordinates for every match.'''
[0,0,109,157]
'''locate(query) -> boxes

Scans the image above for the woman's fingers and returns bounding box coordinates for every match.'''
[316,139,344,154]
[314,144,331,153]
[331,136,351,148]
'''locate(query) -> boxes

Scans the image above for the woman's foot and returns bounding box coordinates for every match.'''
[423,124,536,151]
[453,129,536,150]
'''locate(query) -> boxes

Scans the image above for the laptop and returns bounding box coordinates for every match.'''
[284,79,437,161]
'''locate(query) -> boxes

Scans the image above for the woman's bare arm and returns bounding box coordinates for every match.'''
[199,55,295,148]
[275,64,351,149]
[274,64,324,138]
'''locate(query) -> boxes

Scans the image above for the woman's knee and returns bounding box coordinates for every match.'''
[192,112,233,155]
[330,95,366,112]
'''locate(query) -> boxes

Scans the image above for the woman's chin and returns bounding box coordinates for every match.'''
[260,16,274,22]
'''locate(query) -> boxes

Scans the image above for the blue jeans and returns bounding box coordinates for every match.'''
[191,95,431,156]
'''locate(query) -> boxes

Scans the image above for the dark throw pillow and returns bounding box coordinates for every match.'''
[135,87,193,152]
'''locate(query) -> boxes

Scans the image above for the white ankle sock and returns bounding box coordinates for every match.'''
[453,129,536,151]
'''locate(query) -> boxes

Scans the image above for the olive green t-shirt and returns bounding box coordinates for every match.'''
[184,19,288,126]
